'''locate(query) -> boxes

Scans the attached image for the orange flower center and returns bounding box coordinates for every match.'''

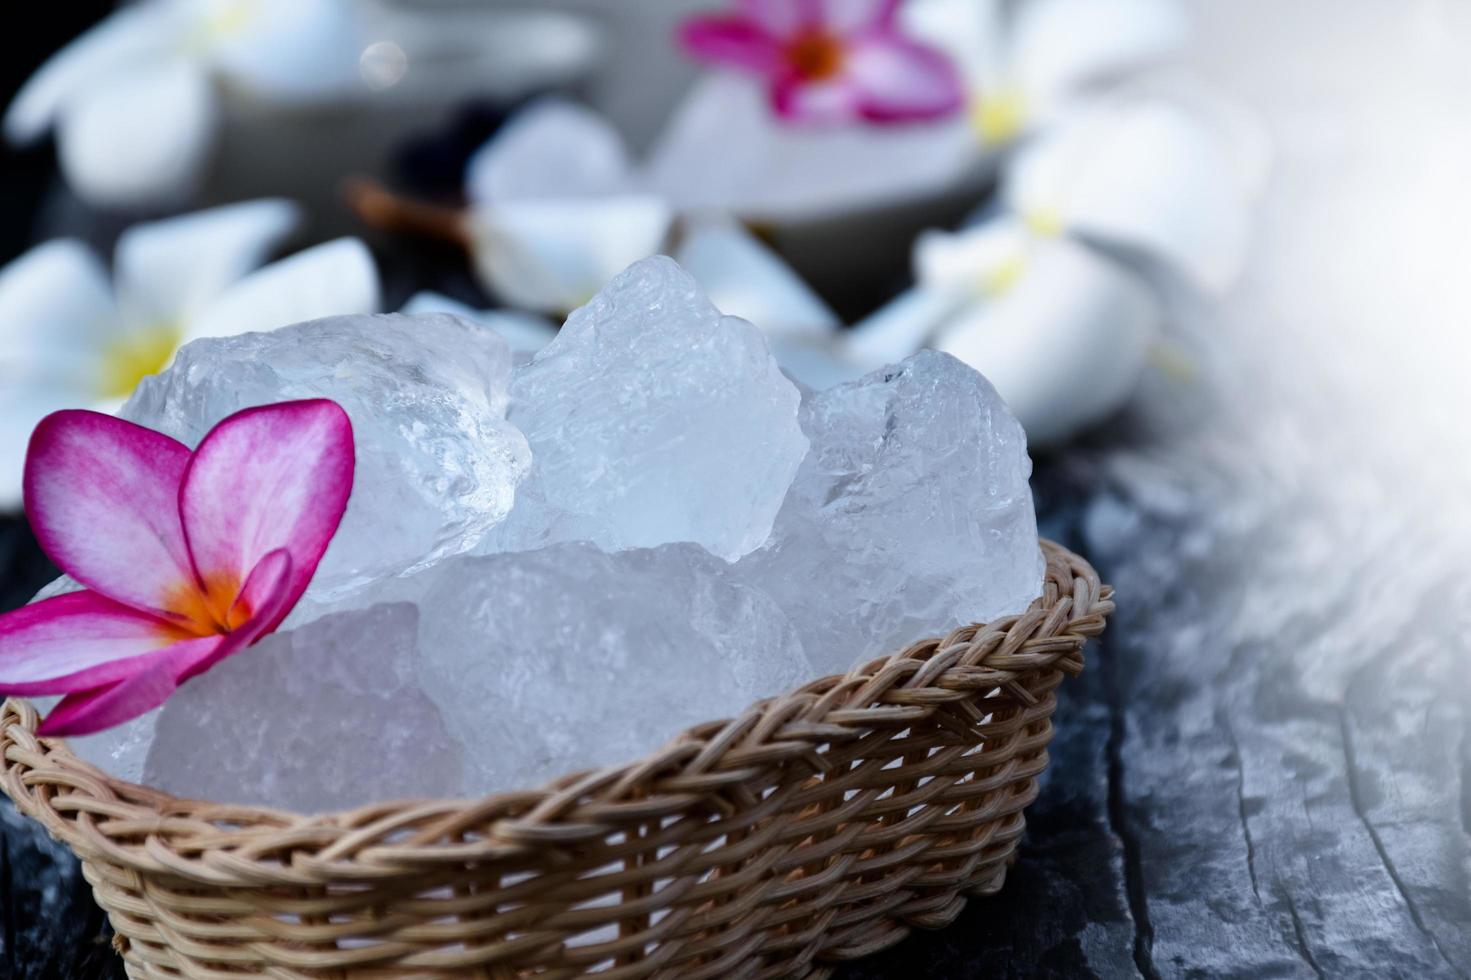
[163,572,250,638]
[785,30,847,81]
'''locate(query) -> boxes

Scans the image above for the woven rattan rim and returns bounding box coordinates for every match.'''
[0,539,1111,978]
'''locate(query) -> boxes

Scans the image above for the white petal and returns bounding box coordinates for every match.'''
[465,98,635,203]
[56,59,217,209]
[645,73,982,221]
[402,291,558,353]
[1011,0,1188,110]
[0,240,115,389]
[466,195,673,314]
[0,382,98,511]
[845,286,968,373]
[935,237,1158,445]
[182,237,379,346]
[114,198,301,325]
[675,219,839,343]
[913,218,1032,294]
[1005,100,1250,291]
[1114,72,1274,201]
[3,3,184,145]
[206,0,365,100]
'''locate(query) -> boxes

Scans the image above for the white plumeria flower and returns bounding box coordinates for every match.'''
[901,0,1188,146]
[1005,99,1251,292]
[0,199,379,508]
[462,99,675,315]
[845,96,1254,444]
[847,219,1159,446]
[924,220,1157,445]
[459,99,848,371]
[5,0,362,209]
[401,292,558,355]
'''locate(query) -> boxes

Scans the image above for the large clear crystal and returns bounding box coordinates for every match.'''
[414,543,809,791]
[493,256,807,561]
[138,603,461,812]
[738,350,1044,674]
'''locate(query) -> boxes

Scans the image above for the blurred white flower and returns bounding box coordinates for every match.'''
[902,0,1188,146]
[0,199,379,508]
[846,98,1255,444]
[5,0,363,209]
[459,98,848,371]
[462,100,674,315]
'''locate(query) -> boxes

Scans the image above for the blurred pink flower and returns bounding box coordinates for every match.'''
[681,0,963,124]
[0,400,354,736]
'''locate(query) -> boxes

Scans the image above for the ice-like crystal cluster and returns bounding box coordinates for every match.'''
[66,258,1043,811]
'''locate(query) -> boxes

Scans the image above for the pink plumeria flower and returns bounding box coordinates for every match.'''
[680,0,964,125]
[0,400,353,737]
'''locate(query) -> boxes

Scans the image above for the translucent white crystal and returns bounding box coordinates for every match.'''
[737,350,1045,674]
[69,710,154,786]
[138,603,462,812]
[120,313,531,597]
[494,256,807,561]
[414,543,810,792]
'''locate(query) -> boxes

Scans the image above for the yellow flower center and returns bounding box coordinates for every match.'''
[183,0,258,54]
[1023,207,1066,239]
[971,88,1029,146]
[97,324,180,400]
[978,252,1029,298]
[164,571,249,638]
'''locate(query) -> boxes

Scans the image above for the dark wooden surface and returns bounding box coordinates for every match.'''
[4,1,1471,977]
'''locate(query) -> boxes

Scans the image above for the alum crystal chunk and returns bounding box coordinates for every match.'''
[127,604,459,812]
[120,313,530,598]
[415,543,810,792]
[498,256,806,561]
[738,350,1045,673]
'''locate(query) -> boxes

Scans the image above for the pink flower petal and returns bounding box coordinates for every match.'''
[36,551,297,737]
[24,411,196,619]
[36,634,223,737]
[0,589,188,695]
[680,15,783,73]
[737,0,823,35]
[844,34,964,122]
[179,400,353,620]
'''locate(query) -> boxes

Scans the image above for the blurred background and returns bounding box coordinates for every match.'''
[2,1,1470,977]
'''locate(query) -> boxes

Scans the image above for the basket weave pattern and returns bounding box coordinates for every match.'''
[1,541,1110,979]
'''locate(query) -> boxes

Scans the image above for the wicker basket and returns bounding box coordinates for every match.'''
[1,540,1111,979]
